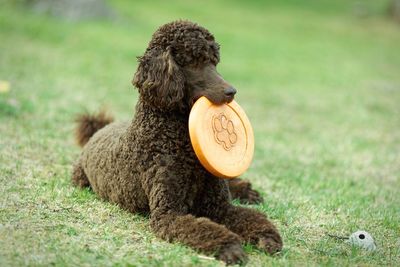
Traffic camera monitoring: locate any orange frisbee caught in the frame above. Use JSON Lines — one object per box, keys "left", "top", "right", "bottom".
{"left": 189, "top": 96, "right": 254, "bottom": 179}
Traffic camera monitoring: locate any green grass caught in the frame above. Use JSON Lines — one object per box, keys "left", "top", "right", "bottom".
{"left": 1, "top": 0, "right": 400, "bottom": 266}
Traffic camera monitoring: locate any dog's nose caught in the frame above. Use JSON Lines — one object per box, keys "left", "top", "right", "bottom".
{"left": 224, "top": 87, "right": 237, "bottom": 96}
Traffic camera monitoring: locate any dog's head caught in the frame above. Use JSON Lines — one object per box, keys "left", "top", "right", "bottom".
{"left": 133, "top": 20, "right": 236, "bottom": 112}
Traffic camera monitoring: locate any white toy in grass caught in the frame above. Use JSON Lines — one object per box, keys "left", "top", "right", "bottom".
{"left": 347, "top": 230, "right": 376, "bottom": 251}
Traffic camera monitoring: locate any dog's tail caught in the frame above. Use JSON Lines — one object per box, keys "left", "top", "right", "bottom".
{"left": 75, "top": 111, "right": 114, "bottom": 147}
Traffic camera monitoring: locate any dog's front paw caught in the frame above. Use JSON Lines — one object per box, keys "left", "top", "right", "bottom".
{"left": 216, "top": 243, "right": 248, "bottom": 265}
{"left": 257, "top": 234, "right": 283, "bottom": 255}
{"left": 240, "top": 187, "right": 263, "bottom": 204}
{"left": 229, "top": 178, "right": 263, "bottom": 205}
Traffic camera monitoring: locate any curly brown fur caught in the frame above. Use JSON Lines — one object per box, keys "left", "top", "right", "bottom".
{"left": 75, "top": 111, "right": 114, "bottom": 147}
{"left": 72, "top": 20, "right": 282, "bottom": 265}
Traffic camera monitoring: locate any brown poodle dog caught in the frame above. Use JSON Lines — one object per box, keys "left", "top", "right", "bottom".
{"left": 72, "top": 20, "right": 282, "bottom": 265}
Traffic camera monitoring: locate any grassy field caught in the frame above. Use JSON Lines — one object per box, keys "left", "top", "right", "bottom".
{"left": 1, "top": 0, "right": 399, "bottom": 266}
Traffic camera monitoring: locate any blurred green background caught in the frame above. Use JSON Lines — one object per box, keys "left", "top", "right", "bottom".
{"left": 1, "top": 0, "right": 399, "bottom": 266}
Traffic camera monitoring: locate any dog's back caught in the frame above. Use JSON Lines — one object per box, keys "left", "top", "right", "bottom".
{"left": 75, "top": 115, "right": 149, "bottom": 213}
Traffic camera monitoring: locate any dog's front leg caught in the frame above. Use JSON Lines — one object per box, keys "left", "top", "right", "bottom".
{"left": 216, "top": 205, "right": 283, "bottom": 255}
{"left": 144, "top": 166, "right": 247, "bottom": 265}
{"left": 150, "top": 210, "right": 246, "bottom": 264}
{"left": 199, "top": 177, "right": 282, "bottom": 255}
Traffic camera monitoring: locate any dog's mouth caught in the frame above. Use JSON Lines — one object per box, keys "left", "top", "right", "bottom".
{"left": 224, "top": 94, "right": 235, "bottom": 103}
{"left": 190, "top": 93, "right": 235, "bottom": 107}
{"left": 192, "top": 94, "right": 202, "bottom": 104}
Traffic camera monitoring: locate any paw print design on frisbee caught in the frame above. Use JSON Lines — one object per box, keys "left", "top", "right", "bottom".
{"left": 212, "top": 113, "right": 238, "bottom": 150}
{"left": 189, "top": 96, "right": 254, "bottom": 178}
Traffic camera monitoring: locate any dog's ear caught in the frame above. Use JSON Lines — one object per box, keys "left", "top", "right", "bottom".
{"left": 133, "top": 48, "right": 185, "bottom": 111}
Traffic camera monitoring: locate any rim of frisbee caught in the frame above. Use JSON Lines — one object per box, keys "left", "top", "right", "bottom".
{"left": 189, "top": 96, "right": 254, "bottom": 178}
